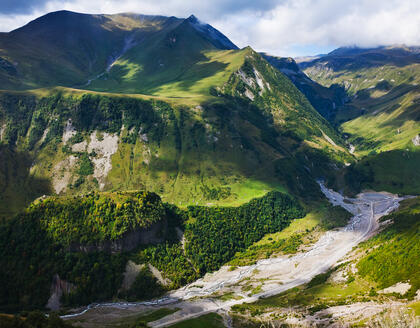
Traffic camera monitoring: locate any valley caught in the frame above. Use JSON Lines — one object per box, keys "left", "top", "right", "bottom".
{"left": 62, "top": 182, "right": 408, "bottom": 327}
{"left": 0, "top": 9, "right": 419, "bottom": 328}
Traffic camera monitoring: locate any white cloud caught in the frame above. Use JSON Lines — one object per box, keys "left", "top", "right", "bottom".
{"left": 1, "top": 0, "right": 419, "bottom": 56}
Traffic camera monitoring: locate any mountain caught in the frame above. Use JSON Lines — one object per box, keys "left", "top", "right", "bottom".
{"left": 0, "top": 11, "right": 418, "bottom": 325}
{"left": 262, "top": 53, "right": 348, "bottom": 121}
{"left": 0, "top": 11, "right": 237, "bottom": 91}
{"left": 299, "top": 45, "right": 420, "bottom": 194}
{"left": 0, "top": 11, "right": 350, "bottom": 221}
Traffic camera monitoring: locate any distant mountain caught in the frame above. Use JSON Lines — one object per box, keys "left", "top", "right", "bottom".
{"left": 300, "top": 45, "right": 420, "bottom": 73}
{"left": 300, "top": 45, "right": 420, "bottom": 195}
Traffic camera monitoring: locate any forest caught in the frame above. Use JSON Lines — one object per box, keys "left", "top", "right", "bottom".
{"left": 0, "top": 189, "right": 304, "bottom": 312}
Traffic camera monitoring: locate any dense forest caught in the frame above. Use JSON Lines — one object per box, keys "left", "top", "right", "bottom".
{"left": 0, "top": 312, "right": 76, "bottom": 328}
{"left": 32, "top": 191, "right": 165, "bottom": 245}
{"left": 0, "top": 189, "right": 303, "bottom": 312}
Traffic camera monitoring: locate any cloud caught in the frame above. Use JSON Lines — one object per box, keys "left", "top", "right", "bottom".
{"left": 1, "top": 0, "right": 49, "bottom": 14}
{"left": 0, "top": 0, "right": 419, "bottom": 56}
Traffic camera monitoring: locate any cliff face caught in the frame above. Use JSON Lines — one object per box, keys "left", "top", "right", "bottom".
{"left": 69, "top": 218, "right": 168, "bottom": 253}
{"left": 46, "top": 274, "right": 75, "bottom": 311}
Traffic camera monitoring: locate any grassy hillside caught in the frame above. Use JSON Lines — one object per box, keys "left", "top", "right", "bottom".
{"left": 262, "top": 54, "right": 347, "bottom": 121}
{"left": 301, "top": 46, "right": 420, "bottom": 195}
{"left": 333, "top": 150, "right": 420, "bottom": 195}
{"left": 0, "top": 11, "right": 188, "bottom": 89}
{"left": 0, "top": 48, "right": 350, "bottom": 218}
{"left": 357, "top": 197, "right": 420, "bottom": 295}
{"left": 230, "top": 197, "right": 420, "bottom": 327}
{"left": 302, "top": 46, "right": 420, "bottom": 151}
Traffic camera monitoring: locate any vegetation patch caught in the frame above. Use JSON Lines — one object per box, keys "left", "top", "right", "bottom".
{"left": 357, "top": 197, "right": 420, "bottom": 296}
{"left": 168, "top": 313, "right": 225, "bottom": 328}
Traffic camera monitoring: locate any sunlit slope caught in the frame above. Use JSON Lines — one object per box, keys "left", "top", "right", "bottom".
{"left": 0, "top": 11, "right": 184, "bottom": 89}
{"left": 86, "top": 16, "right": 241, "bottom": 96}
{"left": 0, "top": 49, "right": 350, "bottom": 217}
{"left": 341, "top": 83, "right": 420, "bottom": 156}
{"left": 88, "top": 49, "right": 246, "bottom": 98}
{"left": 301, "top": 47, "right": 420, "bottom": 147}
{"left": 301, "top": 46, "right": 420, "bottom": 195}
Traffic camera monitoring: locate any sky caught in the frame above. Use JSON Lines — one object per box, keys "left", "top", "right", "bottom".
{"left": 1, "top": 0, "right": 420, "bottom": 57}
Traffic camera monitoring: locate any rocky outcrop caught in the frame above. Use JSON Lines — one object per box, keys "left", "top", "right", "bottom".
{"left": 69, "top": 218, "right": 167, "bottom": 253}
{"left": 120, "top": 260, "right": 145, "bottom": 291}
{"left": 412, "top": 134, "right": 420, "bottom": 146}
{"left": 46, "top": 274, "right": 75, "bottom": 311}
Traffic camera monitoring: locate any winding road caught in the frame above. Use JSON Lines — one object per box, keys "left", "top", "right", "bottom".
{"left": 63, "top": 183, "right": 405, "bottom": 327}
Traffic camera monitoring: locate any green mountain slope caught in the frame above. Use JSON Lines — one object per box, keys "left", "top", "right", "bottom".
{"left": 230, "top": 196, "right": 420, "bottom": 327}
{"left": 0, "top": 11, "right": 237, "bottom": 91}
{"left": 0, "top": 43, "right": 350, "bottom": 219}
{"left": 0, "top": 188, "right": 303, "bottom": 311}
{"left": 301, "top": 46, "right": 420, "bottom": 194}
{"left": 262, "top": 54, "right": 348, "bottom": 121}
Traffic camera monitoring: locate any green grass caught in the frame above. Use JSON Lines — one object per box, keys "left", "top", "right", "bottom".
{"left": 357, "top": 197, "right": 420, "bottom": 294}
{"left": 133, "top": 308, "right": 179, "bottom": 323}
{"left": 232, "top": 274, "right": 372, "bottom": 317}
{"left": 337, "top": 149, "right": 420, "bottom": 195}
{"left": 168, "top": 313, "right": 225, "bottom": 328}
{"left": 341, "top": 83, "right": 420, "bottom": 157}
{"left": 408, "top": 301, "right": 420, "bottom": 316}
{"left": 228, "top": 202, "right": 351, "bottom": 266}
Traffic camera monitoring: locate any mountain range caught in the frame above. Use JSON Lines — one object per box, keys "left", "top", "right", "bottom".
{"left": 0, "top": 10, "right": 419, "bottom": 328}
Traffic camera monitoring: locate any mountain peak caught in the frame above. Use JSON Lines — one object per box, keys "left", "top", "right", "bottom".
{"left": 186, "top": 14, "right": 199, "bottom": 24}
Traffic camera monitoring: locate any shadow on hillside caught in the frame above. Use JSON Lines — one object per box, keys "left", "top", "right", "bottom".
{"left": 0, "top": 145, "right": 52, "bottom": 220}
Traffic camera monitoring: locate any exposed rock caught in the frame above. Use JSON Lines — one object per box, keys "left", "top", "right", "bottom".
{"left": 412, "top": 134, "right": 420, "bottom": 146}
{"left": 321, "top": 130, "right": 337, "bottom": 147}
{"left": 52, "top": 155, "right": 78, "bottom": 194}
{"left": 46, "top": 274, "right": 75, "bottom": 311}
{"left": 62, "top": 119, "right": 76, "bottom": 144}
{"left": 244, "top": 88, "right": 255, "bottom": 101}
{"left": 148, "top": 263, "right": 171, "bottom": 286}
{"left": 88, "top": 131, "right": 119, "bottom": 190}
{"left": 69, "top": 218, "right": 167, "bottom": 253}
{"left": 237, "top": 69, "right": 257, "bottom": 90}
{"left": 0, "top": 123, "right": 5, "bottom": 141}
{"left": 120, "top": 260, "right": 145, "bottom": 291}
{"left": 71, "top": 140, "right": 87, "bottom": 152}
{"left": 39, "top": 127, "right": 49, "bottom": 144}
{"left": 379, "top": 282, "right": 411, "bottom": 295}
